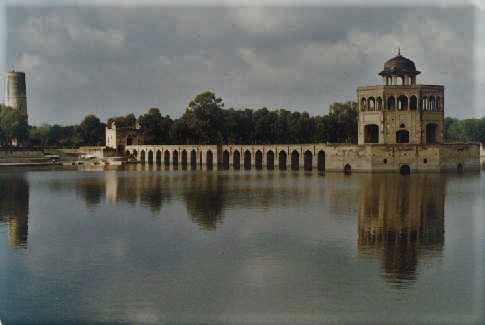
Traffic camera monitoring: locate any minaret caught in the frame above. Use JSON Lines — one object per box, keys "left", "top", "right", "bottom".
{"left": 5, "top": 70, "right": 28, "bottom": 118}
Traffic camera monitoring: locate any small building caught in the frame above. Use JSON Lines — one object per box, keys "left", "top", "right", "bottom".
{"left": 357, "top": 49, "right": 444, "bottom": 145}
{"left": 105, "top": 122, "right": 144, "bottom": 153}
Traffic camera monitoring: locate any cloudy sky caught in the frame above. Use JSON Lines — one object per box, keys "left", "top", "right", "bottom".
{"left": 1, "top": 1, "right": 484, "bottom": 125}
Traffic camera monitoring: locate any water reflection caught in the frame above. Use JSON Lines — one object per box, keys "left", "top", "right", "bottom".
{"left": 0, "top": 174, "right": 29, "bottom": 248}
{"left": 358, "top": 174, "right": 445, "bottom": 285}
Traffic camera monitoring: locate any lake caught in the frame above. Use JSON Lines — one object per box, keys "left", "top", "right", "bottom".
{"left": 1, "top": 165, "right": 484, "bottom": 324}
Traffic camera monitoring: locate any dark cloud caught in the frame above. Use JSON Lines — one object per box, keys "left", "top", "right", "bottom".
{"left": 4, "top": 6, "right": 478, "bottom": 124}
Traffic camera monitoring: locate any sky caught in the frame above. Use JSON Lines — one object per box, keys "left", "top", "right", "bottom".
{"left": 0, "top": 1, "right": 484, "bottom": 125}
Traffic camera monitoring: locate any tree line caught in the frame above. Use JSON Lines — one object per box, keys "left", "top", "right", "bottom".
{"left": 1, "top": 91, "right": 485, "bottom": 147}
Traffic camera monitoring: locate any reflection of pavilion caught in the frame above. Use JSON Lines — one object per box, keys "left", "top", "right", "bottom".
{"left": 358, "top": 174, "right": 445, "bottom": 284}
{"left": 0, "top": 176, "right": 29, "bottom": 248}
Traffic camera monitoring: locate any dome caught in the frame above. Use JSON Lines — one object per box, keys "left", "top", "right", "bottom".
{"left": 379, "top": 51, "right": 420, "bottom": 77}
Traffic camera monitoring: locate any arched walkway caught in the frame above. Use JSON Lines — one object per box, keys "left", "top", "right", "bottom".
{"left": 156, "top": 150, "right": 162, "bottom": 164}
{"left": 164, "top": 150, "right": 170, "bottom": 166}
{"left": 279, "top": 151, "right": 287, "bottom": 170}
{"left": 133, "top": 150, "right": 138, "bottom": 160}
{"left": 172, "top": 150, "right": 179, "bottom": 168}
{"left": 291, "top": 150, "right": 299, "bottom": 170}
{"left": 233, "top": 150, "right": 241, "bottom": 170}
{"left": 206, "top": 151, "right": 213, "bottom": 170}
{"left": 148, "top": 150, "right": 154, "bottom": 164}
{"left": 244, "top": 150, "right": 251, "bottom": 170}
{"left": 317, "top": 150, "right": 325, "bottom": 171}
{"left": 181, "top": 150, "right": 188, "bottom": 169}
{"left": 400, "top": 164, "right": 411, "bottom": 175}
{"left": 222, "top": 150, "right": 230, "bottom": 170}
{"left": 140, "top": 150, "right": 146, "bottom": 163}
{"left": 304, "top": 150, "right": 312, "bottom": 171}
{"left": 266, "top": 151, "right": 275, "bottom": 170}
{"left": 190, "top": 150, "right": 197, "bottom": 170}
{"left": 255, "top": 150, "right": 263, "bottom": 170}
{"left": 387, "top": 96, "right": 396, "bottom": 110}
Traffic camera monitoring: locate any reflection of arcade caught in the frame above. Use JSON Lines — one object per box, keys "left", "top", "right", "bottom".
{"left": 0, "top": 175, "right": 29, "bottom": 248}
{"left": 358, "top": 174, "right": 445, "bottom": 284}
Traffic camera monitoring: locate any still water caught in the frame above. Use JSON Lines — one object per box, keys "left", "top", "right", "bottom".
{"left": 0, "top": 165, "right": 484, "bottom": 324}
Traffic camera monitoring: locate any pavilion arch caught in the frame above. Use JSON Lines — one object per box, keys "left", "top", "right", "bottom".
{"left": 181, "top": 150, "right": 188, "bottom": 169}
{"left": 206, "top": 150, "right": 213, "bottom": 170}
{"left": 376, "top": 97, "right": 383, "bottom": 110}
{"left": 364, "top": 124, "right": 379, "bottom": 143}
{"left": 396, "top": 130, "right": 410, "bottom": 143}
{"left": 291, "top": 150, "right": 299, "bottom": 170}
{"left": 429, "top": 96, "right": 436, "bottom": 111}
{"left": 387, "top": 96, "right": 396, "bottom": 110}
{"left": 266, "top": 150, "right": 275, "bottom": 170}
{"left": 233, "top": 150, "right": 241, "bottom": 170}
{"left": 148, "top": 150, "right": 154, "bottom": 164}
{"left": 244, "top": 150, "right": 252, "bottom": 170}
{"left": 255, "top": 150, "right": 263, "bottom": 170}
{"left": 190, "top": 150, "right": 197, "bottom": 169}
{"left": 164, "top": 150, "right": 170, "bottom": 166}
{"left": 421, "top": 97, "right": 428, "bottom": 111}
{"left": 222, "top": 150, "right": 230, "bottom": 170}
{"left": 436, "top": 96, "right": 442, "bottom": 111}
{"left": 397, "top": 95, "right": 408, "bottom": 110}
{"left": 410, "top": 96, "right": 417, "bottom": 110}
{"left": 400, "top": 164, "right": 411, "bottom": 175}
{"left": 140, "top": 150, "right": 146, "bottom": 163}
{"left": 156, "top": 150, "right": 162, "bottom": 164}
{"left": 279, "top": 151, "right": 287, "bottom": 170}
{"left": 126, "top": 136, "right": 133, "bottom": 146}
{"left": 426, "top": 123, "right": 439, "bottom": 144}
{"left": 172, "top": 150, "right": 179, "bottom": 167}
{"left": 361, "top": 97, "right": 367, "bottom": 111}
{"left": 317, "top": 150, "right": 325, "bottom": 171}
{"left": 125, "top": 150, "right": 130, "bottom": 158}
{"left": 133, "top": 150, "right": 138, "bottom": 159}
{"left": 367, "top": 97, "right": 375, "bottom": 111}
{"left": 304, "top": 150, "right": 312, "bottom": 171}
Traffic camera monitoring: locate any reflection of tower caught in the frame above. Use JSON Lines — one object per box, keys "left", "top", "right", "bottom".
{"left": 5, "top": 70, "right": 28, "bottom": 117}
{"left": 105, "top": 172, "right": 119, "bottom": 204}
{"left": 0, "top": 175, "right": 29, "bottom": 248}
{"left": 358, "top": 174, "right": 445, "bottom": 284}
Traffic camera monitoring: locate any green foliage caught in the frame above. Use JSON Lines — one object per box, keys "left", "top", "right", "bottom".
{"left": 445, "top": 117, "right": 485, "bottom": 143}
{"left": 78, "top": 115, "right": 105, "bottom": 146}
{"left": 107, "top": 113, "right": 136, "bottom": 128}
{"left": 137, "top": 108, "right": 173, "bottom": 145}
{"left": 0, "top": 104, "right": 29, "bottom": 145}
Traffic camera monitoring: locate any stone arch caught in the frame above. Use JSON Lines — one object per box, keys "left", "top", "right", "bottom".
{"left": 397, "top": 95, "right": 408, "bottom": 110}
{"left": 364, "top": 124, "right": 379, "bottom": 143}
{"left": 181, "top": 150, "right": 188, "bottom": 169}
{"left": 426, "top": 123, "right": 438, "bottom": 144}
{"left": 344, "top": 164, "right": 352, "bottom": 174}
{"left": 172, "top": 150, "right": 179, "bottom": 168}
{"left": 429, "top": 96, "right": 435, "bottom": 111}
{"left": 421, "top": 96, "right": 428, "bottom": 111}
{"left": 278, "top": 151, "right": 287, "bottom": 170}
{"left": 376, "top": 97, "right": 383, "bottom": 110}
{"left": 125, "top": 150, "right": 130, "bottom": 158}
{"left": 206, "top": 150, "right": 213, "bottom": 170}
{"left": 190, "top": 150, "right": 197, "bottom": 169}
{"left": 140, "top": 150, "right": 146, "bottom": 163}
{"left": 457, "top": 163, "right": 464, "bottom": 173}
{"left": 317, "top": 150, "right": 325, "bottom": 171}
{"left": 387, "top": 96, "right": 396, "bottom": 110}
{"left": 244, "top": 150, "right": 251, "bottom": 170}
{"left": 396, "top": 130, "right": 410, "bottom": 143}
{"left": 291, "top": 150, "right": 299, "bottom": 170}
{"left": 126, "top": 136, "right": 133, "bottom": 146}
{"left": 361, "top": 97, "right": 367, "bottom": 111}
{"left": 233, "top": 150, "right": 241, "bottom": 170}
{"left": 410, "top": 95, "right": 417, "bottom": 110}
{"left": 156, "top": 150, "right": 162, "bottom": 164}
{"left": 148, "top": 150, "right": 154, "bottom": 164}
{"left": 266, "top": 150, "right": 275, "bottom": 170}
{"left": 436, "top": 96, "right": 442, "bottom": 111}
{"left": 304, "top": 150, "right": 312, "bottom": 171}
{"left": 222, "top": 150, "right": 230, "bottom": 170}
{"left": 255, "top": 150, "right": 263, "bottom": 170}
{"left": 400, "top": 164, "right": 411, "bottom": 175}
{"left": 164, "top": 150, "right": 170, "bottom": 166}
{"left": 133, "top": 150, "right": 138, "bottom": 159}
{"left": 367, "top": 97, "right": 375, "bottom": 111}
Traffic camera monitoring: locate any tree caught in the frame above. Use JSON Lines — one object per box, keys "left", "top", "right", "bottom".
{"left": 107, "top": 113, "right": 136, "bottom": 128}
{"left": 0, "top": 104, "right": 29, "bottom": 145}
{"left": 77, "top": 114, "right": 105, "bottom": 146}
